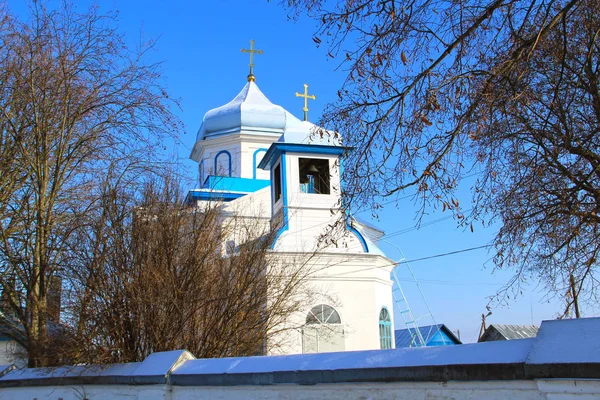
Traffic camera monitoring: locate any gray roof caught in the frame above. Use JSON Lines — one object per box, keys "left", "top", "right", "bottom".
{"left": 480, "top": 324, "right": 539, "bottom": 342}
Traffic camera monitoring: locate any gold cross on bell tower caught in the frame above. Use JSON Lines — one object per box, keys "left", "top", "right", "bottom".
{"left": 241, "top": 39, "right": 263, "bottom": 82}
{"left": 295, "top": 84, "right": 316, "bottom": 121}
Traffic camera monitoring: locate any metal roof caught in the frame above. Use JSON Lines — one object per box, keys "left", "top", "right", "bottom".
{"left": 480, "top": 324, "right": 539, "bottom": 342}
{"left": 394, "top": 324, "right": 461, "bottom": 348}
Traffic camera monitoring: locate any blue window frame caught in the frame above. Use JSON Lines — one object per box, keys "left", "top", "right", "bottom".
{"left": 214, "top": 150, "right": 232, "bottom": 177}
{"left": 199, "top": 160, "right": 205, "bottom": 187}
{"left": 252, "top": 148, "right": 268, "bottom": 179}
{"left": 379, "top": 307, "right": 392, "bottom": 349}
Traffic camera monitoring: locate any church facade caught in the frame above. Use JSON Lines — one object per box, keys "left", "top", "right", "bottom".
{"left": 188, "top": 76, "right": 396, "bottom": 355}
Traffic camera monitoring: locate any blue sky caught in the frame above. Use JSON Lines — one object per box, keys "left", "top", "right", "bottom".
{"left": 9, "top": 0, "right": 571, "bottom": 343}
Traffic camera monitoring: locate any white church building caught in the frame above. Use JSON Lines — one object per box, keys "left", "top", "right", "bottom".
{"left": 188, "top": 70, "right": 397, "bottom": 355}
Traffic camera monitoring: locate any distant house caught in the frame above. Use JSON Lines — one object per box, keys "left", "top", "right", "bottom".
{"left": 478, "top": 324, "right": 539, "bottom": 342}
{"left": 394, "top": 324, "right": 461, "bottom": 348}
{"left": 0, "top": 331, "right": 19, "bottom": 365}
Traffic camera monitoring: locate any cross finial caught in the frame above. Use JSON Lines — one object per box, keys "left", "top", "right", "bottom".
{"left": 295, "top": 84, "right": 316, "bottom": 121}
{"left": 240, "top": 39, "right": 263, "bottom": 82}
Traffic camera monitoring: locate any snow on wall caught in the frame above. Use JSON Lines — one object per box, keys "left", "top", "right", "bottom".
{"left": 0, "top": 318, "right": 599, "bottom": 400}
{"left": 526, "top": 317, "right": 600, "bottom": 364}
{"left": 172, "top": 338, "right": 533, "bottom": 377}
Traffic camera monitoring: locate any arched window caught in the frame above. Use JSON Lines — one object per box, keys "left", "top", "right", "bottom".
{"left": 198, "top": 160, "right": 205, "bottom": 187}
{"left": 214, "top": 150, "right": 232, "bottom": 177}
{"left": 253, "top": 148, "right": 268, "bottom": 179}
{"left": 302, "top": 304, "right": 344, "bottom": 353}
{"left": 306, "top": 304, "right": 341, "bottom": 325}
{"left": 379, "top": 307, "right": 393, "bottom": 349}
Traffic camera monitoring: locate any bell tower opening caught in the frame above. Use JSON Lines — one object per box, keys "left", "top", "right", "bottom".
{"left": 273, "top": 163, "right": 282, "bottom": 202}
{"left": 299, "top": 158, "right": 330, "bottom": 194}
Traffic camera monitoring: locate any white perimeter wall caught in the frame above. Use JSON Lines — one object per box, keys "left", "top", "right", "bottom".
{"left": 2, "top": 318, "right": 599, "bottom": 399}
{"left": 2, "top": 379, "right": 599, "bottom": 400}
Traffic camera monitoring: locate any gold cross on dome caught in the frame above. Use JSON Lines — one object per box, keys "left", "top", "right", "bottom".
{"left": 295, "top": 84, "right": 316, "bottom": 121}
{"left": 241, "top": 39, "right": 263, "bottom": 82}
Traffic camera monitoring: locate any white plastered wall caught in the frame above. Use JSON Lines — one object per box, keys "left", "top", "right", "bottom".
{"left": 273, "top": 152, "right": 365, "bottom": 254}
{"left": 196, "top": 132, "right": 279, "bottom": 182}
{"left": 239, "top": 136, "right": 274, "bottom": 180}
{"left": 4, "top": 379, "right": 600, "bottom": 400}
{"left": 267, "top": 253, "right": 395, "bottom": 355}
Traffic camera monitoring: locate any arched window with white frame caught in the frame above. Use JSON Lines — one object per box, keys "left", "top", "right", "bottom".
{"left": 302, "top": 304, "right": 345, "bottom": 353}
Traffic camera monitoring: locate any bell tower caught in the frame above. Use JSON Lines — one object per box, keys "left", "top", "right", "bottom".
{"left": 258, "top": 117, "right": 365, "bottom": 253}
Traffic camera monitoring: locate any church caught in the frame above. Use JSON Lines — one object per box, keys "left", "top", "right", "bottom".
{"left": 187, "top": 41, "right": 397, "bottom": 355}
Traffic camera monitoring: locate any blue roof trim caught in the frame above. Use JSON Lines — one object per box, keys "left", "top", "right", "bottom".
{"left": 340, "top": 157, "right": 369, "bottom": 253}
{"left": 258, "top": 143, "right": 350, "bottom": 170}
{"left": 186, "top": 190, "right": 246, "bottom": 203}
{"left": 342, "top": 151, "right": 368, "bottom": 253}
{"left": 271, "top": 153, "right": 288, "bottom": 249}
{"left": 347, "top": 223, "right": 369, "bottom": 253}
{"left": 203, "top": 176, "right": 270, "bottom": 192}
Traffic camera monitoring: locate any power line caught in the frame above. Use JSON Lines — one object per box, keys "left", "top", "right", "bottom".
{"left": 328, "top": 244, "right": 491, "bottom": 278}
{"left": 396, "top": 278, "right": 502, "bottom": 287}
{"left": 380, "top": 208, "right": 474, "bottom": 240}
{"left": 401, "top": 245, "right": 490, "bottom": 264}
{"left": 275, "top": 202, "right": 468, "bottom": 241}
{"left": 353, "top": 172, "right": 481, "bottom": 215}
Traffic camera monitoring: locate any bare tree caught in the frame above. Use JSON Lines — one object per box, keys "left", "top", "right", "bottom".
{"left": 61, "top": 174, "right": 315, "bottom": 364}
{"left": 0, "top": 1, "right": 180, "bottom": 366}
{"left": 478, "top": 1, "right": 600, "bottom": 316}
{"left": 282, "top": 0, "right": 600, "bottom": 313}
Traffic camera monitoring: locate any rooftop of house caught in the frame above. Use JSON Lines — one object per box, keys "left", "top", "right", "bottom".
{"left": 479, "top": 324, "right": 540, "bottom": 342}
{"left": 395, "top": 324, "right": 462, "bottom": 348}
